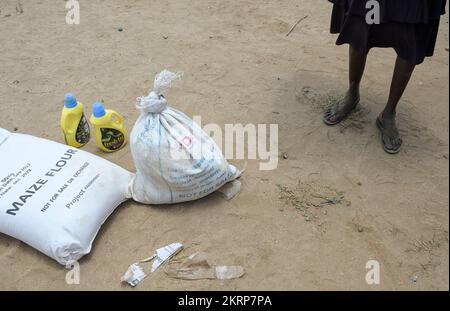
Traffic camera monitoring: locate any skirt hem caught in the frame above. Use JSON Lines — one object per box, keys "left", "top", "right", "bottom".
{"left": 330, "top": 3, "right": 442, "bottom": 65}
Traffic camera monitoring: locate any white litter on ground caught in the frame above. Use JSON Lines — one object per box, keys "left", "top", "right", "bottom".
{"left": 121, "top": 242, "right": 184, "bottom": 287}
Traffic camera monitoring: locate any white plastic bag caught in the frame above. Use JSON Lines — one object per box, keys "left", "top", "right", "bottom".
{"left": 0, "top": 128, "right": 134, "bottom": 266}
{"left": 130, "top": 70, "right": 241, "bottom": 205}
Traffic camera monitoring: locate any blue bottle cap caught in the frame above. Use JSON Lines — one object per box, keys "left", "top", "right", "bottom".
{"left": 64, "top": 93, "right": 78, "bottom": 108}
{"left": 92, "top": 102, "right": 106, "bottom": 118}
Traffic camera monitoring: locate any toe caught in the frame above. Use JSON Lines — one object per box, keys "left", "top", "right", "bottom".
{"left": 382, "top": 135, "right": 393, "bottom": 150}
{"left": 326, "top": 113, "right": 337, "bottom": 123}
{"left": 382, "top": 135, "right": 402, "bottom": 153}
{"left": 393, "top": 137, "right": 403, "bottom": 149}
{"left": 323, "top": 109, "right": 336, "bottom": 122}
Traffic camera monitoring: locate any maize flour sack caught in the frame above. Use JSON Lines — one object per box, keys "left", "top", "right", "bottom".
{"left": 0, "top": 128, "right": 133, "bottom": 266}
{"left": 130, "top": 70, "right": 241, "bottom": 205}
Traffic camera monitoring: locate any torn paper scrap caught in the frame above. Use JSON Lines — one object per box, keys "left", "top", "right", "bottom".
{"left": 151, "top": 242, "right": 184, "bottom": 273}
{"left": 121, "top": 263, "right": 147, "bottom": 287}
{"left": 121, "top": 242, "right": 183, "bottom": 287}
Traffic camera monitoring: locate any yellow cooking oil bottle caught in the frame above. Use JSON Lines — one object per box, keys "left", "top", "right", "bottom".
{"left": 60, "top": 93, "right": 90, "bottom": 148}
{"left": 89, "top": 102, "right": 127, "bottom": 152}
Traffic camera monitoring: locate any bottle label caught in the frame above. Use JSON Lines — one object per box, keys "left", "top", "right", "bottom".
{"left": 100, "top": 128, "right": 125, "bottom": 151}
{"left": 76, "top": 114, "right": 90, "bottom": 144}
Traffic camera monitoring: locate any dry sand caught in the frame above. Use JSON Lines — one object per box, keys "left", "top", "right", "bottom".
{"left": 0, "top": 0, "right": 448, "bottom": 290}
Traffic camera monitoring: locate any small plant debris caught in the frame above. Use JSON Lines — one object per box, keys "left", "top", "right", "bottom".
{"left": 277, "top": 180, "right": 349, "bottom": 221}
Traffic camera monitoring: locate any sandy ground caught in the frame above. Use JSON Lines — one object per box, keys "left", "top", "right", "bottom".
{"left": 0, "top": 0, "right": 448, "bottom": 291}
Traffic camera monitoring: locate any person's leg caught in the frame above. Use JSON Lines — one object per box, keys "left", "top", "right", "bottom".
{"left": 324, "top": 46, "right": 368, "bottom": 125}
{"left": 377, "top": 55, "right": 416, "bottom": 154}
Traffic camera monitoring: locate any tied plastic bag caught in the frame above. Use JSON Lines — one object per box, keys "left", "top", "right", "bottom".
{"left": 0, "top": 128, "right": 134, "bottom": 266}
{"left": 130, "top": 70, "right": 241, "bottom": 205}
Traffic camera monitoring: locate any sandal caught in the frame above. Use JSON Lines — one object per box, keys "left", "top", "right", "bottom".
{"left": 323, "top": 97, "right": 360, "bottom": 126}
{"left": 376, "top": 116, "right": 403, "bottom": 154}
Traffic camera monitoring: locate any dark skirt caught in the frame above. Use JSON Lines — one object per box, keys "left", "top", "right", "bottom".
{"left": 330, "top": 0, "right": 447, "bottom": 64}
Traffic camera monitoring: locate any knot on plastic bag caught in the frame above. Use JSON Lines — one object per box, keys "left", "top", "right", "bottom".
{"left": 136, "top": 70, "right": 183, "bottom": 114}
{"left": 136, "top": 92, "right": 168, "bottom": 113}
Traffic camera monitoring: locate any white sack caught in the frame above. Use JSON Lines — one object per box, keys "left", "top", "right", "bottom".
{"left": 130, "top": 70, "right": 241, "bottom": 205}
{"left": 0, "top": 128, "right": 134, "bottom": 266}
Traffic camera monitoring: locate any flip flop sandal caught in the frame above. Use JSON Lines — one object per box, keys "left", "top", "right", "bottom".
{"left": 323, "top": 99, "right": 359, "bottom": 126}
{"left": 376, "top": 117, "right": 402, "bottom": 154}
